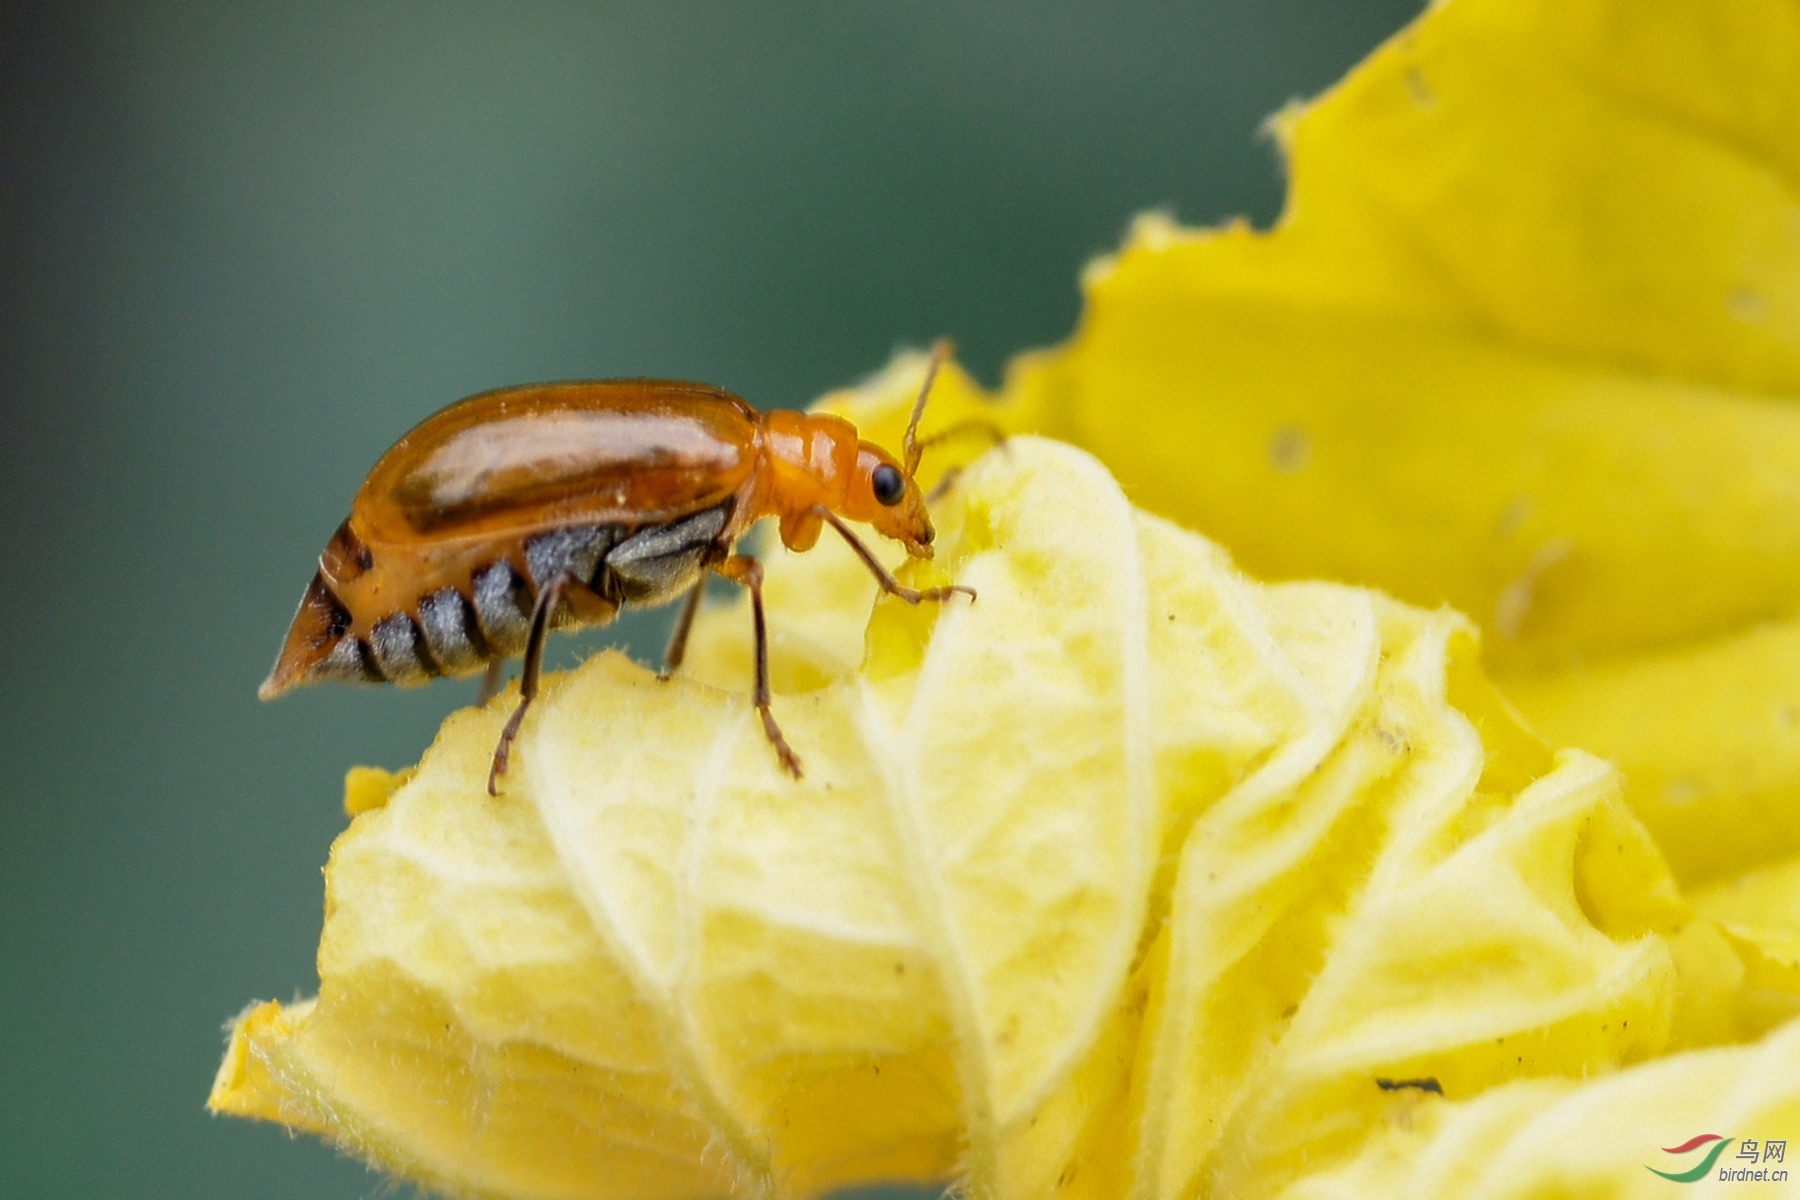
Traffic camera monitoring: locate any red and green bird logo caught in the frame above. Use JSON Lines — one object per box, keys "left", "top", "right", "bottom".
{"left": 1647, "top": 1134, "right": 1734, "bottom": 1182}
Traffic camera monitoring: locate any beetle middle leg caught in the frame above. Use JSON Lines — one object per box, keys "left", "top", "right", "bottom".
{"left": 711, "top": 554, "right": 803, "bottom": 779}
{"left": 487, "top": 575, "right": 570, "bottom": 796}
{"left": 811, "top": 506, "right": 976, "bottom": 605}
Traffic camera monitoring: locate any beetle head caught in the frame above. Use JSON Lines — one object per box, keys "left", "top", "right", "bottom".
{"left": 841, "top": 337, "right": 953, "bottom": 558}
{"left": 843, "top": 442, "right": 934, "bottom": 558}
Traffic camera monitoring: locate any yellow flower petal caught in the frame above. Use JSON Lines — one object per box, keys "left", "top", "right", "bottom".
{"left": 341, "top": 764, "right": 411, "bottom": 817}
{"left": 219, "top": 711, "right": 742, "bottom": 1199}
{"left": 1694, "top": 858, "right": 1800, "bottom": 1010}
{"left": 1134, "top": 631, "right": 1678, "bottom": 1200}
{"left": 1500, "top": 619, "right": 1800, "bottom": 884}
{"left": 1275, "top": 1019, "right": 1800, "bottom": 1200}
{"left": 995, "top": 0, "right": 1800, "bottom": 665}
{"left": 209, "top": 999, "right": 330, "bottom": 1138}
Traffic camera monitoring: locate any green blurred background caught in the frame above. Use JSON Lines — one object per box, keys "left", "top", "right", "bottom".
{"left": 0, "top": 3, "right": 1418, "bottom": 1196}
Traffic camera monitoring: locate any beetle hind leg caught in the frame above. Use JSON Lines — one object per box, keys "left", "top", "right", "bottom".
{"left": 474, "top": 659, "right": 506, "bottom": 706}
{"left": 486, "top": 571, "right": 624, "bottom": 794}
{"left": 487, "top": 575, "right": 571, "bottom": 796}
{"left": 659, "top": 577, "right": 707, "bottom": 681}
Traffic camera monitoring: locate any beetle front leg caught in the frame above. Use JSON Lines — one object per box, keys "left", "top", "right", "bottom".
{"left": 711, "top": 554, "right": 803, "bottom": 779}
{"left": 811, "top": 506, "right": 976, "bottom": 605}
{"left": 487, "top": 574, "right": 569, "bottom": 796}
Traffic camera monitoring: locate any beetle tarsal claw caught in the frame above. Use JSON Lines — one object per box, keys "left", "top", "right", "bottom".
{"left": 759, "top": 707, "right": 804, "bottom": 779}
{"left": 896, "top": 584, "right": 977, "bottom": 606}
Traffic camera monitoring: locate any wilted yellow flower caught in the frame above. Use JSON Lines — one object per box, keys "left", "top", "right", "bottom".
{"left": 217, "top": 438, "right": 1702, "bottom": 1200}
{"left": 213, "top": 0, "right": 1800, "bottom": 1196}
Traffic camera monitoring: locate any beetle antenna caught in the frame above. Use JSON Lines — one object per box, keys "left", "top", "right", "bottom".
{"left": 903, "top": 338, "right": 953, "bottom": 476}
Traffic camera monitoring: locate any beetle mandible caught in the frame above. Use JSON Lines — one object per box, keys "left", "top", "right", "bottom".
{"left": 262, "top": 343, "right": 974, "bottom": 793}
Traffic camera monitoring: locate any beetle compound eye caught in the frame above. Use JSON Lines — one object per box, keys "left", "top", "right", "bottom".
{"left": 871, "top": 463, "right": 906, "bottom": 506}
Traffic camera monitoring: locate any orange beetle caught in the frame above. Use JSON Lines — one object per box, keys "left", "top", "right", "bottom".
{"left": 262, "top": 344, "right": 972, "bottom": 791}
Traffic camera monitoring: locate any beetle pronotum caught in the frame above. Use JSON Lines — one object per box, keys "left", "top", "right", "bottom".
{"left": 262, "top": 343, "right": 975, "bottom": 792}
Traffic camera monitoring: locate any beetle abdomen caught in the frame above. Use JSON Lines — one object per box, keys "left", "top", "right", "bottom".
{"left": 262, "top": 500, "right": 735, "bottom": 698}
{"left": 470, "top": 561, "right": 535, "bottom": 657}
{"left": 418, "top": 587, "right": 488, "bottom": 674}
